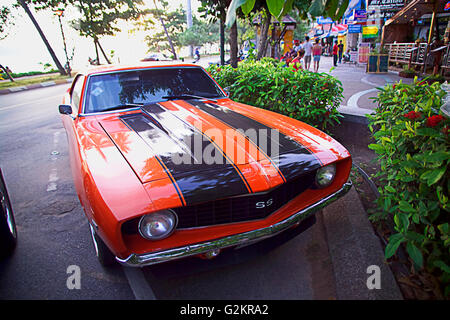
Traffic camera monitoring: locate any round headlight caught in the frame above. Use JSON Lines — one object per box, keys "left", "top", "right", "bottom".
{"left": 138, "top": 210, "right": 178, "bottom": 240}
{"left": 315, "top": 164, "right": 336, "bottom": 188}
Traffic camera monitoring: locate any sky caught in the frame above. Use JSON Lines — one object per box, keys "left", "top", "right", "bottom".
{"left": 0, "top": 0, "right": 201, "bottom": 73}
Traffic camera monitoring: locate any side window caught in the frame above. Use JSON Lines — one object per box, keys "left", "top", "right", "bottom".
{"left": 71, "top": 76, "right": 85, "bottom": 112}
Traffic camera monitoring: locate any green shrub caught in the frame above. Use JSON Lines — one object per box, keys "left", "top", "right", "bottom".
{"left": 207, "top": 58, "right": 344, "bottom": 130}
{"left": 0, "top": 69, "right": 59, "bottom": 79}
{"left": 368, "top": 78, "right": 449, "bottom": 297}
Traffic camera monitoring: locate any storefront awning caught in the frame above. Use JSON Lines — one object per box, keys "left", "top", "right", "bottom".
{"left": 385, "top": 0, "right": 447, "bottom": 26}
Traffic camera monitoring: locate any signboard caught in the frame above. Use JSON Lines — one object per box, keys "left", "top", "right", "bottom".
{"left": 348, "top": 24, "right": 362, "bottom": 33}
{"left": 316, "top": 16, "right": 334, "bottom": 24}
{"left": 362, "top": 25, "right": 379, "bottom": 38}
{"left": 368, "top": 0, "right": 404, "bottom": 11}
{"left": 358, "top": 43, "right": 371, "bottom": 64}
{"left": 354, "top": 9, "right": 367, "bottom": 21}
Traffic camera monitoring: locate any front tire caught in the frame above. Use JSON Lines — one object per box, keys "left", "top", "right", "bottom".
{"left": 0, "top": 173, "right": 17, "bottom": 258}
{"left": 89, "top": 224, "right": 116, "bottom": 267}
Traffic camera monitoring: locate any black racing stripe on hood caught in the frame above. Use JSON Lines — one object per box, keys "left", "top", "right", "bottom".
{"left": 120, "top": 107, "right": 249, "bottom": 206}
{"left": 187, "top": 100, "right": 322, "bottom": 182}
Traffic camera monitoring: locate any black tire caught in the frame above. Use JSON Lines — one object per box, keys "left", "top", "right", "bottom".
{"left": 0, "top": 172, "right": 17, "bottom": 258}
{"left": 89, "top": 224, "right": 116, "bottom": 267}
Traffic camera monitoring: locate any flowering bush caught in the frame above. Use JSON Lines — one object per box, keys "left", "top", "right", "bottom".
{"left": 368, "top": 78, "right": 449, "bottom": 297}
{"left": 207, "top": 58, "right": 344, "bottom": 130}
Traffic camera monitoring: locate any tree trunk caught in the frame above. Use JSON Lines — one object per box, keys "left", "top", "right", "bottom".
{"left": 257, "top": 12, "right": 271, "bottom": 60}
{"left": 0, "top": 64, "right": 14, "bottom": 82}
{"left": 94, "top": 39, "right": 100, "bottom": 65}
{"left": 220, "top": 17, "right": 225, "bottom": 65}
{"left": 230, "top": 21, "right": 238, "bottom": 68}
{"left": 97, "top": 39, "right": 111, "bottom": 64}
{"left": 153, "top": 0, "right": 177, "bottom": 60}
{"left": 18, "top": 0, "right": 67, "bottom": 75}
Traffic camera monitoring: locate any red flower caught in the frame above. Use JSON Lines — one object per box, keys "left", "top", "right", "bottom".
{"left": 403, "top": 111, "right": 422, "bottom": 120}
{"left": 417, "top": 80, "right": 426, "bottom": 86}
{"left": 284, "top": 78, "right": 288, "bottom": 84}
{"left": 426, "top": 115, "right": 445, "bottom": 127}
{"left": 293, "top": 85, "right": 297, "bottom": 89}
{"left": 217, "top": 68, "right": 221, "bottom": 72}
{"left": 393, "top": 84, "right": 397, "bottom": 90}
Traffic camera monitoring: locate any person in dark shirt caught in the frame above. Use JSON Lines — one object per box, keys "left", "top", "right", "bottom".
{"left": 333, "top": 41, "right": 338, "bottom": 67}
{"left": 338, "top": 40, "right": 344, "bottom": 63}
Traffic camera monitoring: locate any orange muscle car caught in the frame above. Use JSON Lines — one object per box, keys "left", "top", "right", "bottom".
{"left": 59, "top": 62, "right": 352, "bottom": 267}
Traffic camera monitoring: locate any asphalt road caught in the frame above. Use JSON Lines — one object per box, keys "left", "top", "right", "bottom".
{"left": 0, "top": 84, "right": 336, "bottom": 300}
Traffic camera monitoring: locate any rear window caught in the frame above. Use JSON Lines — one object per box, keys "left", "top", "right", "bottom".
{"left": 83, "top": 67, "right": 224, "bottom": 113}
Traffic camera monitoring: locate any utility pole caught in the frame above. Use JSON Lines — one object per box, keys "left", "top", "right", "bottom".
{"left": 186, "top": 0, "right": 193, "bottom": 57}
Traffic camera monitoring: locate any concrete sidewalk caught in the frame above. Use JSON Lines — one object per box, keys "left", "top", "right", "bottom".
{"left": 321, "top": 187, "right": 402, "bottom": 299}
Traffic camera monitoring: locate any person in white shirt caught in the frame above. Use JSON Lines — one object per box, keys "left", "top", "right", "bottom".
{"left": 303, "top": 36, "right": 313, "bottom": 70}
{"left": 293, "top": 39, "right": 302, "bottom": 52}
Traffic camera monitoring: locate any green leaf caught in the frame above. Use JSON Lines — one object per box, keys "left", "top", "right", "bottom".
{"left": 420, "top": 167, "right": 446, "bottom": 186}
{"left": 225, "top": 0, "right": 248, "bottom": 28}
{"left": 309, "top": 0, "right": 326, "bottom": 17}
{"left": 406, "top": 242, "right": 423, "bottom": 269}
{"left": 399, "top": 201, "right": 415, "bottom": 213}
{"left": 385, "top": 233, "right": 405, "bottom": 259}
{"left": 385, "top": 185, "right": 396, "bottom": 193}
{"left": 368, "top": 143, "right": 385, "bottom": 154}
{"left": 241, "top": 0, "right": 256, "bottom": 15}
{"left": 267, "top": 0, "right": 285, "bottom": 18}
{"left": 433, "top": 260, "right": 450, "bottom": 273}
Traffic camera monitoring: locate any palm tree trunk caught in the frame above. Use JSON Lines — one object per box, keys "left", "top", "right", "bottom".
{"left": 94, "top": 39, "right": 100, "bottom": 65}
{"left": 17, "top": 0, "right": 67, "bottom": 75}
{"left": 0, "top": 64, "right": 14, "bottom": 82}
{"left": 96, "top": 39, "right": 111, "bottom": 64}
{"left": 257, "top": 11, "right": 271, "bottom": 60}
{"left": 230, "top": 21, "right": 238, "bottom": 68}
{"left": 220, "top": 16, "right": 225, "bottom": 65}
{"left": 153, "top": 0, "right": 177, "bottom": 60}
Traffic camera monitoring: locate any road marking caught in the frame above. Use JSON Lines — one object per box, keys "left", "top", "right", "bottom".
{"left": 347, "top": 88, "right": 378, "bottom": 109}
{"left": 0, "top": 94, "right": 62, "bottom": 112}
{"left": 122, "top": 266, "right": 157, "bottom": 300}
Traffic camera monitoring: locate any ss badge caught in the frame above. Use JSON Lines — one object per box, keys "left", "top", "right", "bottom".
{"left": 255, "top": 198, "right": 273, "bottom": 209}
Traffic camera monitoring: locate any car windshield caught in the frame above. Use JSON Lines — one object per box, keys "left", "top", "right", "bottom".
{"left": 83, "top": 67, "right": 225, "bottom": 113}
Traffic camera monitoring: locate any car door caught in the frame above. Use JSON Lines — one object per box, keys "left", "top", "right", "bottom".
{"left": 61, "top": 75, "right": 89, "bottom": 212}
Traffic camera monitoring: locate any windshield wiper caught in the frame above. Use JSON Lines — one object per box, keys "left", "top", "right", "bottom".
{"left": 162, "top": 94, "right": 218, "bottom": 102}
{"left": 101, "top": 103, "right": 143, "bottom": 112}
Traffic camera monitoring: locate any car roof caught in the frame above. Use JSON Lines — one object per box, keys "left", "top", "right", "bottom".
{"left": 80, "top": 61, "right": 202, "bottom": 77}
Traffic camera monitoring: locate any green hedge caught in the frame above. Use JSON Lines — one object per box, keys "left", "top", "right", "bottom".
{"left": 0, "top": 69, "right": 59, "bottom": 79}
{"left": 368, "top": 78, "right": 449, "bottom": 297}
{"left": 206, "top": 58, "right": 344, "bottom": 131}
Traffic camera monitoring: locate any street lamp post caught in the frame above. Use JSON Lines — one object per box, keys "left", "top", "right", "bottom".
{"left": 54, "top": 9, "right": 71, "bottom": 77}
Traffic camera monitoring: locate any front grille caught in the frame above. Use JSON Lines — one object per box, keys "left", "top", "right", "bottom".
{"left": 174, "top": 170, "right": 316, "bottom": 229}
{"left": 121, "top": 170, "right": 316, "bottom": 235}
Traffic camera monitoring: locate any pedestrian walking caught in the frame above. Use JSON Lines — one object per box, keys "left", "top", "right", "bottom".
{"left": 312, "top": 39, "right": 322, "bottom": 73}
{"left": 332, "top": 41, "right": 338, "bottom": 67}
{"left": 338, "top": 40, "right": 344, "bottom": 63}
{"left": 303, "top": 36, "right": 313, "bottom": 70}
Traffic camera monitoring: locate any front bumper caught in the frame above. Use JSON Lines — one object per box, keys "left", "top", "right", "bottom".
{"left": 116, "top": 180, "right": 352, "bottom": 267}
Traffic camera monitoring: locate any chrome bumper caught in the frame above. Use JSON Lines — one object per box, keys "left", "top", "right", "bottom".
{"left": 116, "top": 180, "right": 352, "bottom": 267}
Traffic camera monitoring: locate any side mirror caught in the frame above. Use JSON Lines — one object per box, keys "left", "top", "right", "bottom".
{"left": 59, "top": 104, "right": 72, "bottom": 115}
{"left": 223, "top": 87, "right": 230, "bottom": 97}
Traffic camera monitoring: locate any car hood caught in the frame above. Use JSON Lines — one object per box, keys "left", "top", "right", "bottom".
{"left": 97, "top": 98, "right": 349, "bottom": 206}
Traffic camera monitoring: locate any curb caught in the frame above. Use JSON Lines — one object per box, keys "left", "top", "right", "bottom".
{"left": 0, "top": 78, "right": 73, "bottom": 95}
{"left": 321, "top": 186, "right": 403, "bottom": 300}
